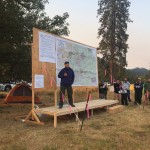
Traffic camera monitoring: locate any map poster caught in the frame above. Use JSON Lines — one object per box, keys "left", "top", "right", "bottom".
{"left": 34, "top": 75, "right": 44, "bottom": 88}
{"left": 56, "top": 38, "right": 98, "bottom": 86}
{"left": 39, "top": 31, "right": 56, "bottom": 63}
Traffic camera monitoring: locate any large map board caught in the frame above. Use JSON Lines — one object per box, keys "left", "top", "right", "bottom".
{"left": 32, "top": 28, "right": 98, "bottom": 92}
{"left": 56, "top": 38, "right": 98, "bottom": 86}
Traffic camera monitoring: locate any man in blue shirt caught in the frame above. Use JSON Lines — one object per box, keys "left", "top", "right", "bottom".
{"left": 58, "top": 61, "right": 75, "bottom": 108}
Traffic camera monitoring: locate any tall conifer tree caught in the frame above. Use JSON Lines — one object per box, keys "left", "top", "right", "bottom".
{"left": 97, "top": 0, "right": 132, "bottom": 82}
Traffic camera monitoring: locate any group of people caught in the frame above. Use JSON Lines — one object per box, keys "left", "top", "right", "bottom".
{"left": 99, "top": 77, "right": 150, "bottom": 106}
{"left": 114, "top": 78, "right": 131, "bottom": 105}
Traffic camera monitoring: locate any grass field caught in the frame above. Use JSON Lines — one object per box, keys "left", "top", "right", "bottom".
{"left": 0, "top": 91, "right": 150, "bottom": 150}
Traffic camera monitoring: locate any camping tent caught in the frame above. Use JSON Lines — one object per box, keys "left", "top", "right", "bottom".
{"left": 4, "top": 83, "right": 40, "bottom": 103}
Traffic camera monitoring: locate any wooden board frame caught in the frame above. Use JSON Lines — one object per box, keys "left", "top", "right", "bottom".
{"left": 25, "top": 28, "right": 100, "bottom": 125}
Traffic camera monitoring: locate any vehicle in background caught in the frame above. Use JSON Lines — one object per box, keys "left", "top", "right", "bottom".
{"left": 0, "top": 82, "right": 16, "bottom": 91}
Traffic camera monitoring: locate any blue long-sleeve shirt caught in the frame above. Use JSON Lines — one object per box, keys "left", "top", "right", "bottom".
{"left": 58, "top": 67, "right": 75, "bottom": 86}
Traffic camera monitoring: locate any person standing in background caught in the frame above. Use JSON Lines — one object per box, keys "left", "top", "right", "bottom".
{"left": 99, "top": 81, "right": 108, "bottom": 99}
{"left": 134, "top": 78, "right": 143, "bottom": 105}
{"left": 124, "top": 78, "right": 131, "bottom": 102}
{"left": 114, "top": 80, "right": 121, "bottom": 102}
{"left": 144, "top": 79, "right": 150, "bottom": 103}
{"left": 120, "top": 81, "right": 128, "bottom": 106}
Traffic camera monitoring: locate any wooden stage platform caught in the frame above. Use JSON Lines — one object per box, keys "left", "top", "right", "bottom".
{"left": 35, "top": 99, "right": 119, "bottom": 127}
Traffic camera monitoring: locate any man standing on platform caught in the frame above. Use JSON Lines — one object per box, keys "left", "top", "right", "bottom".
{"left": 58, "top": 61, "right": 75, "bottom": 108}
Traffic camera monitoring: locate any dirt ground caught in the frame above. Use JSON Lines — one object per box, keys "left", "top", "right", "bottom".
{"left": 0, "top": 91, "right": 150, "bottom": 150}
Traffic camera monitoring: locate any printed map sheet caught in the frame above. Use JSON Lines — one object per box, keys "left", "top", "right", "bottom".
{"left": 56, "top": 38, "right": 98, "bottom": 86}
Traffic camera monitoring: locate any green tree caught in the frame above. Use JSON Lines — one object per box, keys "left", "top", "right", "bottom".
{"left": 97, "top": 0, "right": 132, "bottom": 83}
{"left": 0, "top": 0, "right": 69, "bottom": 82}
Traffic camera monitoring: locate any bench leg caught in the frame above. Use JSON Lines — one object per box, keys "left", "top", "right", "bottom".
{"left": 54, "top": 113, "right": 57, "bottom": 128}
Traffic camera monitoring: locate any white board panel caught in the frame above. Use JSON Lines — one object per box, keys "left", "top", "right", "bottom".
{"left": 34, "top": 75, "right": 44, "bottom": 88}
{"left": 39, "top": 31, "right": 56, "bottom": 63}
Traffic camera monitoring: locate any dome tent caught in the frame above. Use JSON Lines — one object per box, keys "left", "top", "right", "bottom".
{"left": 4, "top": 83, "right": 40, "bottom": 103}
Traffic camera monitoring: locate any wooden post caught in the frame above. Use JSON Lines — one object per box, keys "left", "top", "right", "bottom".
{"left": 54, "top": 113, "right": 57, "bottom": 128}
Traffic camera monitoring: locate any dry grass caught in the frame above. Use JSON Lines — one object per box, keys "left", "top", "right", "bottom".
{"left": 0, "top": 91, "right": 150, "bottom": 150}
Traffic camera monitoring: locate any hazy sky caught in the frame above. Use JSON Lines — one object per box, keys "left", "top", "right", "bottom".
{"left": 45, "top": 0, "right": 150, "bottom": 69}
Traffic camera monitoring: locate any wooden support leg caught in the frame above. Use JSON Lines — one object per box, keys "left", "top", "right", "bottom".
{"left": 25, "top": 110, "right": 32, "bottom": 121}
{"left": 24, "top": 109, "right": 43, "bottom": 125}
{"left": 54, "top": 113, "right": 57, "bottom": 128}
{"left": 32, "top": 110, "right": 41, "bottom": 123}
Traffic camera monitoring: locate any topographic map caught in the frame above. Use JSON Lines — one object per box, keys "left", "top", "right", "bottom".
{"left": 56, "top": 38, "right": 98, "bottom": 86}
